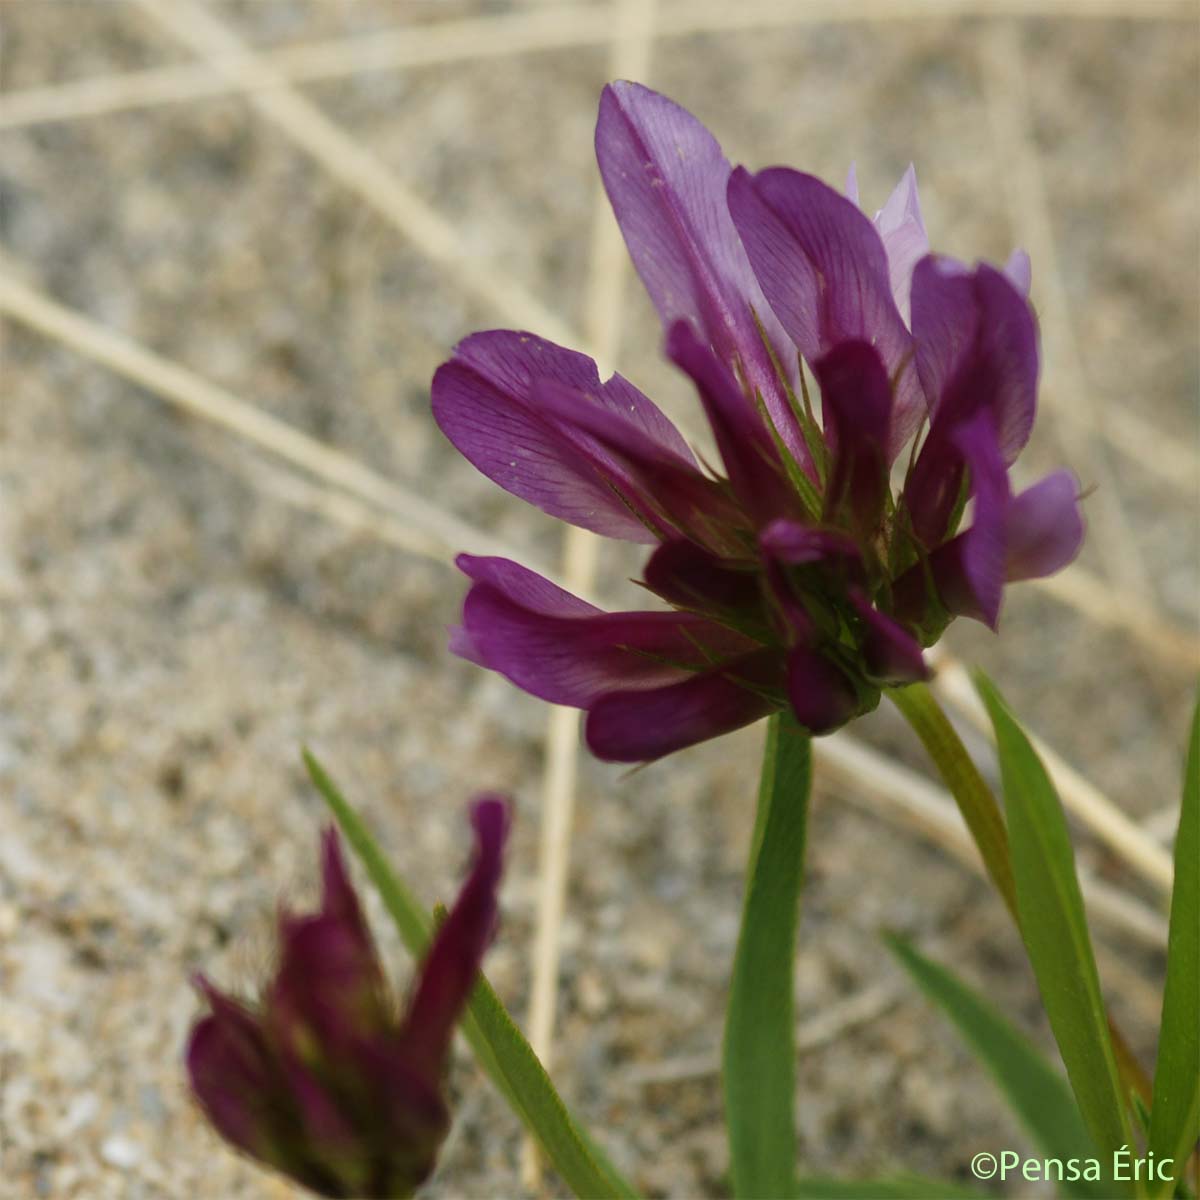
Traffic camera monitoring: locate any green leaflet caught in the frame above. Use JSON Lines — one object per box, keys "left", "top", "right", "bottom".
{"left": 304, "top": 751, "right": 639, "bottom": 1200}
{"left": 723, "top": 714, "right": 812, "bottom": 1199}
{"left": 1146, "top": 694, "right": 1200, "bottom": 1199}
{"left": 974, "top": 676, "right": 1135, "bottom": 1186}
{"left": 886, "top": 933, "right": 1109, "bottom": 1199}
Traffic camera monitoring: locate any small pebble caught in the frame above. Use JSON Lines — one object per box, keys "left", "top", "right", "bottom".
{"left": 100, "top": 1136, "right": 141, "bottom": 1170}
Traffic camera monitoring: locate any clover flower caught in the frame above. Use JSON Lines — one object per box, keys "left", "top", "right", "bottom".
{"left": 186, "top": 798, "right": 510, "bottom": 1198}
{"left": 434, "top": 82, "right": 1084, "bottom": 762}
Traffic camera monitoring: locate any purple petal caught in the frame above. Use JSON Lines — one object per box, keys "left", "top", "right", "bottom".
{"left": 585, "top": 650, "right": 782, "bottom": 762}
{"left": 187, "top": 980, "right": 286, "bottom": 1164}
{"left": 530, "top": 376, "right": 737, "bottom": 543}
{"left": 269, "top": 910, "right": 391, "bottom": 1057}
{"left": 666, "top": 321, "right": 799, "bottom": 521}
{"left": 455, "top": 328, "right": 691, "bottom": 454}
{"left": 642, "top": 539, "right": 764, "bottom": 621}
{"left": 845, "top": 163, "right": 860, "bottom": 206}
{"left": 904, "top": 258, "right": 1040, "bottom": 544}
{"left": 786, "top": 647, "right": 861, "bottom": 734}
{"left": 848, "top": 592, "right": 929, "bottom": 684}
{"left": 813, "top": 340, "right": 892, "bottom": 537}
{"left": 1004, "top": 249, "right": 1032, "bottom": 296}
{"left": 917, "top": 466, "right": 1083, "bottom": 628}
{"left": 910, "top": 256, "right": 1039, "bottom": 463}
{"left": 275, "top": 1053, "right": 357, "bottom": 1152}
{"left": 758, "top": 518, "right": 863, "bottom": 570}
{"left": 318, "top": 827, "right": 370, "bottom": 935}
{"left": 595, "top": 83, "right": 807, "bottom": 465}
{"left": 401, "top": 796, "right": 510, "bottom": 1084}
{"left": 457, "top": 555, "right": 754, "bottom": 707}
{"left": 872, "top": 164, "right": 929, "bottom": 325}
{"left": 946, "top": 412, "right": 1011, "bottom": 629}
{"left": 727, "top": 165, "right": 922, "bottom": 459}
{"left": 457, "top": 554, "right": 600, "bottom": 618}
{"left": 1004, "top": 470, "right": 1085, "bottom": 581}
{"left": 447, "top": 621, "right": 486, "bottom": 667}
{"left": 268, "top": 834, "right": 391, "bottom": 1056}
{"left": 432, "top": 329, "right": 692, "bottom": 542}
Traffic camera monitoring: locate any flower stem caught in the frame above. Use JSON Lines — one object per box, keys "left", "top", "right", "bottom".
{"left": 723, "top": 713, "right": 812, "bottom": 1199}
{"left": 888, "top": 681, "right": 1018, "bottom": 917}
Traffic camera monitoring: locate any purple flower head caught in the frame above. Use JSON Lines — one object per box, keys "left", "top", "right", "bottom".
{"left": 186, "top": 798, "right": 510, "bottom": 1199}
{"left": 433, "top": 82, "right": 1084, "bottom": 763}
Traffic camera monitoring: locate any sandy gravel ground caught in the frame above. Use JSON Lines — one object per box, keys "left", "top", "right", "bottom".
{"left": 1, "top": 3, "right": 1197, "bottom": 1197}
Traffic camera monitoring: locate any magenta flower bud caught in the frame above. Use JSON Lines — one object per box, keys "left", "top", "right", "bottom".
{"left": 186, "top": 798, "right": 510, "bottom": 1199}
{"left": 433, "top": 82, "right": 1084, "bottom": 762}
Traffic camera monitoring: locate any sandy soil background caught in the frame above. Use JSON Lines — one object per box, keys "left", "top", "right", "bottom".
{"left": 1, "top": 2, "right": 1197, "bottom": 1197}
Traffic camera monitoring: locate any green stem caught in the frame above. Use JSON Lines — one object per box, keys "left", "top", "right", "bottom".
{"left": 888, "top": 682, "right": 1018, "bottom": 919}
{"left": 723, "top": 713, "right": 812, "bottom": 1199}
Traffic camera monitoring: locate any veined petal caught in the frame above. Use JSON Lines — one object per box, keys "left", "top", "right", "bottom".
{"left": 584, "top": 650, "right": 781, "bottom": 762}
{"left": 400, "top": 796, "right": 510, "bottom": 1085}
{"left": 530, "top": 376, "right": 737, "bottom": 543}
{"left": 728, "top": 165, "right": 922, "bottom": 459}
{"left": 454, "top": 328, "right": 691, "bottom": 453}
{"left": 596, "top": 82, "right": 807, "bottom": 466}
{"left": 457, "top": 555, "right": 754, "bottom": 708}
{"left": 910, "top": 256, "right": 1039, "bottom": 463}
{"left": 1004, "top": 469, "right": 1084, "bottom": 581}
{"left": 457, "top": 553, "right": 600, "bottom": 618}
{"left": 786, "top": 646, "right": 861, "bottom": 734}
{"left": 872, "top": 164, "right": 929, "bottom": 325}
{"left": 432, "top": 330, "right": 691, "bottom": 542}
{"left": 813, "top": 340, "right": 892, "bottom": 537}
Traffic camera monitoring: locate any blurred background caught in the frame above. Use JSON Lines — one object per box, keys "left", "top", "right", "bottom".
{"left": 1, "top": 1, "right": 1197, "bottom": 1196}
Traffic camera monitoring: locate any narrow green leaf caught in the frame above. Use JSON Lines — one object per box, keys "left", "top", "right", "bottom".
{"left": 974, "top": 676, "right": 1135, "bottom": 1178}
{"left": 723, "top": 713, "right": 812, "bottom": 1199}
{"left": 795, "top": 1176, "right": 983, "bottom": 1199}
{"left": 1146, "top": 695, "right": 1200, "bottom": 1199}
{"left": 304, "top": 751, "right": 638, "bottom": 1200}
{"left": 888, "top": 682, "right": 1018, "bottom": 917}
{"left": 885, "top": 933, "right": 1108, "bottom": 1198}
{"left": 891, "top": 684, "right": 1153, "bottom": 1117}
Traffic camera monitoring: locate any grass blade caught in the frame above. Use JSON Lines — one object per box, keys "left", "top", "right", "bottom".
{"left": 885, "top": 933, "right": 1107, "bottom": 1198}
{"left": 974, "top": 676, "right": 1135, "bottom": 1180}
{"left": 1146, "top": 695, "right": 1200, "bottom": 1198}
{"left": 723, "top": 713, "right": 812, "bottom": 1198}
{"left": 304, "top": 750, "right": 639, "bottom": 1200}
